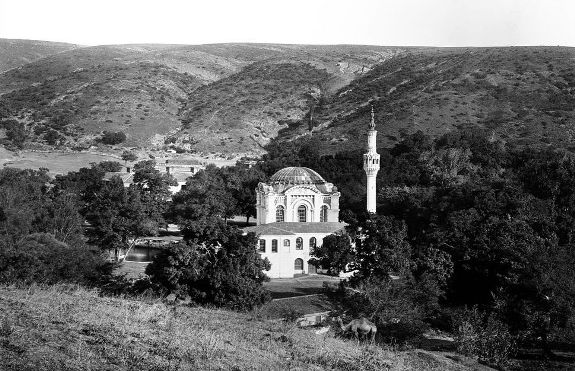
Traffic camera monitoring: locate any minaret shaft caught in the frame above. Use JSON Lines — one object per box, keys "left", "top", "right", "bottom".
{"left": 363, "top": 107, "right": 380, "bottom": 213}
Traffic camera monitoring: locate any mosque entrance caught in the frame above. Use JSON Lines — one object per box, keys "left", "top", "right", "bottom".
{"left": 294, "top": 258, "right": 304, "bottom": 274}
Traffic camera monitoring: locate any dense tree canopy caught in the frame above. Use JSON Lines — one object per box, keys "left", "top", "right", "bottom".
{"left": 146, "top": 228, "right": 271, "bottom": 310}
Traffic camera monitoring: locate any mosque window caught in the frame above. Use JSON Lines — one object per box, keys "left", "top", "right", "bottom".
{"left": 284, "top": 239, "right": 290, "bottom": 247}
{"left": 294, "top": 258, "right": 303, "bottom": 271}
{"left": 271, "top": 239, "right": 278, "bottom": 253}
{"left": 296, "top": 237, "right": 303, "bottom": 250}
{"left": 276, "top": 205, "right": 285, "bottom": 222}
{"left": 309, "top": 237, "right": 317, "bottom": 249}
{"left": 320, "top": 205, "right": 328, "bottom": 222}
{"left": 259, "top": 239, "right": 266, "bottom": 252}
{"left": 297, "top": 205, "right": 307, "bottom": 222}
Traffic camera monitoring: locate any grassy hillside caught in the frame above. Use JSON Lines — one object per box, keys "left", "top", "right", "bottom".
{"left": 0, "top": 38, "right": 78, "bottom": 73}
{"left": 0, "top": 42, "right": 398, "bottom": 152}
{"left": 0, "top": 285, "right": 482, "bottom": 371}
{"left": 1, "top": 42, "right": 574, "bottom": 156}
{"left": 291, "top": 47, "right": 575, "bottom": 154}
{"left": 0, "top": 46, "right": 203, "bottom": 148}
{"left": 178, "top": 60, "right": 332, "bottom": 153}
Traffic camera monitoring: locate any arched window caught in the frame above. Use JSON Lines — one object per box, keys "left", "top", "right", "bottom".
{"left": 271, "top": 239, "right": 278, "bottom": 253}
{"left": 283, "top": 239, "right": 290, "bottom": 247}
{"left": 320, "top": 205, "right": 328, "bottom": 222}
{"left": 296, "top": 237, "right": 303, "bottom": 250}
{"left": 276, "top": 205, "right": 285, "bottom": 222}
{"left": 297, "top": 205, "right": 307, "bottom": 222}
{"left": 294, "top": 258, "right": 304, "bottom": 271}
{"left": 259, "top": 239, "right": 266, "bottom": 253}
{"left": 309, "top": 237, "right": 317, "bottom": 249}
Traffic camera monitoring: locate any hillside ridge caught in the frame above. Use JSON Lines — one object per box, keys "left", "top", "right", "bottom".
{"left": 0, "top": 41, "right": 574, "bottom": 159}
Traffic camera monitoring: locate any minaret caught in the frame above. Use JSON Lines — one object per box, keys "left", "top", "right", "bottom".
{"left": 363, "top": 106, "right": 380, "bottom": 213}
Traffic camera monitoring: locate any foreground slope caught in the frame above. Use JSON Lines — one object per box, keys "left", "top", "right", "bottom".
{"left": 0, "top": 285, "right": 482, "bottom": 371}
{"left": 0, "top": 38, "right": 78, "bottom": 73}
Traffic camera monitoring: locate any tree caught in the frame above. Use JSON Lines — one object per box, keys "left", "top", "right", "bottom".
{"left": 3, "top": 120, "right": 27, "bottom": 148}
{"left": 0, "top": 233, "right": 113, "bottom": 285}
{"left": 171, "top": 165, "right": 237, "bottom": 223}
{"left": 121, "top": 150, "right": 138, "bottom": 163}
{"left": 100, "top": 131, "right": 126, "bottom": 145}
{"left": 146, "top": 229, "right": 271, "bottom": 310}
{"left": 0, "top": 168, "right": 52, "bottom": 247}
{"left": 309, "top": 233, "right": 353, "bottom": 275}
{"left": 85, "top": 161, "right": 174, "bottom": 260}
{"left": 227, "top": 165, "right": 266, "bottom": 223}
{"left": 44, "top": 129, "right": 62, "bottom": 145}
{"left": 350, "top": 215, "right": 414, "bottom": 282}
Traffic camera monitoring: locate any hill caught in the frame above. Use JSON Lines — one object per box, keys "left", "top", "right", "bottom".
{"left": 0, "top": 38, "right": 78, "bottom": 73}
{"left": 289, "top": 47, "right": 575, "bottom": 154}
{"left": 1, "top": 42, "right": 574, "bottom": 158}
{"left": 0, "top": 42, "right": 399, "bottom": 152}
{"left": 0, "top": 285, "right": 483, "bottom": 370}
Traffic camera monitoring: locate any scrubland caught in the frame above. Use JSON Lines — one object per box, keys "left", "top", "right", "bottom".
{"left": 0, "top": 285, "right": 484, "bottom": 371}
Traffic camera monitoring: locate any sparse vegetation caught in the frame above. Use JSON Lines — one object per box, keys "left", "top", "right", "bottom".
{"left": 0, "top": 284, "right": 481, "bottom": 371}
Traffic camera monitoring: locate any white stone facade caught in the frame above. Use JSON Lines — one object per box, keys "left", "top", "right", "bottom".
{"left": 245, "top": 167, "right": 345, "bottom": 278}
{"left": 255, "top": 167, "right": 340, "bottom": 225}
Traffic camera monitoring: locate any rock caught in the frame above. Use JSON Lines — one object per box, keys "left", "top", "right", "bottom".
{"left": 165, "top": 293, "right": 177, "bottom": 304}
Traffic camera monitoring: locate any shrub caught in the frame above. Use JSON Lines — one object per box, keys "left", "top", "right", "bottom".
{"left": 454, "top": 307, "right": 517, "bottom": 368}
{"left": 0, "top": 233, "right": 114, "bottom": 286}
{"left": 146, "top": 231, "right": 271, "bottom": 310}
{"left": 100, "top": 131, "right": 126, "bottom": 145}
{"left": 2, "top": 120, "right": 27, "bottom": 148}
{"left": 121, "top": 151, "right": 138, "bottom": 163}
{"left": 359, "top": 277, "right": 432, "bottom": 344}
{"left": 93, "top": 161, "right": 122, "bottom": 172}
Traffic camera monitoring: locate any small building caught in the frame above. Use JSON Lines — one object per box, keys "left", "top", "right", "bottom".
{"left": 244, "top": 167, "right": 346, "bottom": 278}
{"left": 103, "top": 158, "right": 205, "bottom": 195}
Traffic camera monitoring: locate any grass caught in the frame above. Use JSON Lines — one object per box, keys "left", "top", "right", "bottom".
{"left": 0, "top": 151, "right": 120, "bottom": 175}
{"left": 0, "top": 284, "right": 482, "bottom": 371}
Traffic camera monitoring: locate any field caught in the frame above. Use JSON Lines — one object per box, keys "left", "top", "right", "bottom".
{"left": 0, "top": 150, "right": 120, "bottom": 175}
{"left": 0, "top": 284, "right": 486, "bottom": 371}
{"left": 0, "top": 149, "right": 239, "bottom": 175}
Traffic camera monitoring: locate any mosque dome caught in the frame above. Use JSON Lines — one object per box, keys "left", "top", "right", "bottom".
{"left": 270, "top": 167, "right": 326, "bottom": 185}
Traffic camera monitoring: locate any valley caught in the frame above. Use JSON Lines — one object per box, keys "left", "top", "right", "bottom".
{"left": 0, "top": 39, "right": 574, "bottom": 174}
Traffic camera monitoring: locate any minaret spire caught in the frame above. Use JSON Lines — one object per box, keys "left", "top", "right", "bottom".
{"left": 363, "top": 105, "right": 380, "bottom": 213}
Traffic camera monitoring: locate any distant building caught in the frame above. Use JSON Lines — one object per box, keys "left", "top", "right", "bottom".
{"left": 244, "top": 167, "right": 346, "bottom": 278}
{"left": 103, "top": 158, "right": 205, "bottom": 194}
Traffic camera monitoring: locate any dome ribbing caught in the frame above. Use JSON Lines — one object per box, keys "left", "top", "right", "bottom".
{"left": 269, "top": 167, "right": 326, "bottom": 185}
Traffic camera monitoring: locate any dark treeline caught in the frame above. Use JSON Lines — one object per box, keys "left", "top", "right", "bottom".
{"left": 249, "top": 128, "right": 575, "bottom": 365}
{"left": 0, "top": 158, "right": 271, "bottom": 310}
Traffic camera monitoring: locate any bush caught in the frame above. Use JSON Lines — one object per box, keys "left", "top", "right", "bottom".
{"left": 2, "top": 120, "right": 27, "bottom": 148}
{"left": 0, "top": 233, "right": 114, "bottom": 286}
{"left": 454, "top": 307, "right": 517, "bottom": 368}
{"left": 100, "top": 131, "right": 126, "bottom": 145}
{"left": 362, "top": 277, "right": 431, "bottom": 343}
{"left": 146, "top": 230, "right": 271, "bottom": 310}
{"left": 93, "top": 161, "right": 122, "bottom": 172}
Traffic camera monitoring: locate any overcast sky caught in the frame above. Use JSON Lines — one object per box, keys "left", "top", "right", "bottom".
{"left": 0, "top": 0, "right": 574, "bottom": 47}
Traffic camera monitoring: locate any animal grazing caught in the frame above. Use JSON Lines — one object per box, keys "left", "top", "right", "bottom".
{"left": 336, "top": 316, "right": 377, "bottom": 342}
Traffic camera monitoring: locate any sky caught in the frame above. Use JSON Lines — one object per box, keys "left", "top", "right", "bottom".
{"left": 0, "top": 0, "right": 574, "bottom": 47}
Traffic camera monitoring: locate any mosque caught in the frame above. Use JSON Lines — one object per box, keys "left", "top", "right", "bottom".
{"left": 244, "top": 109, "right": 380, "bottom": 278}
